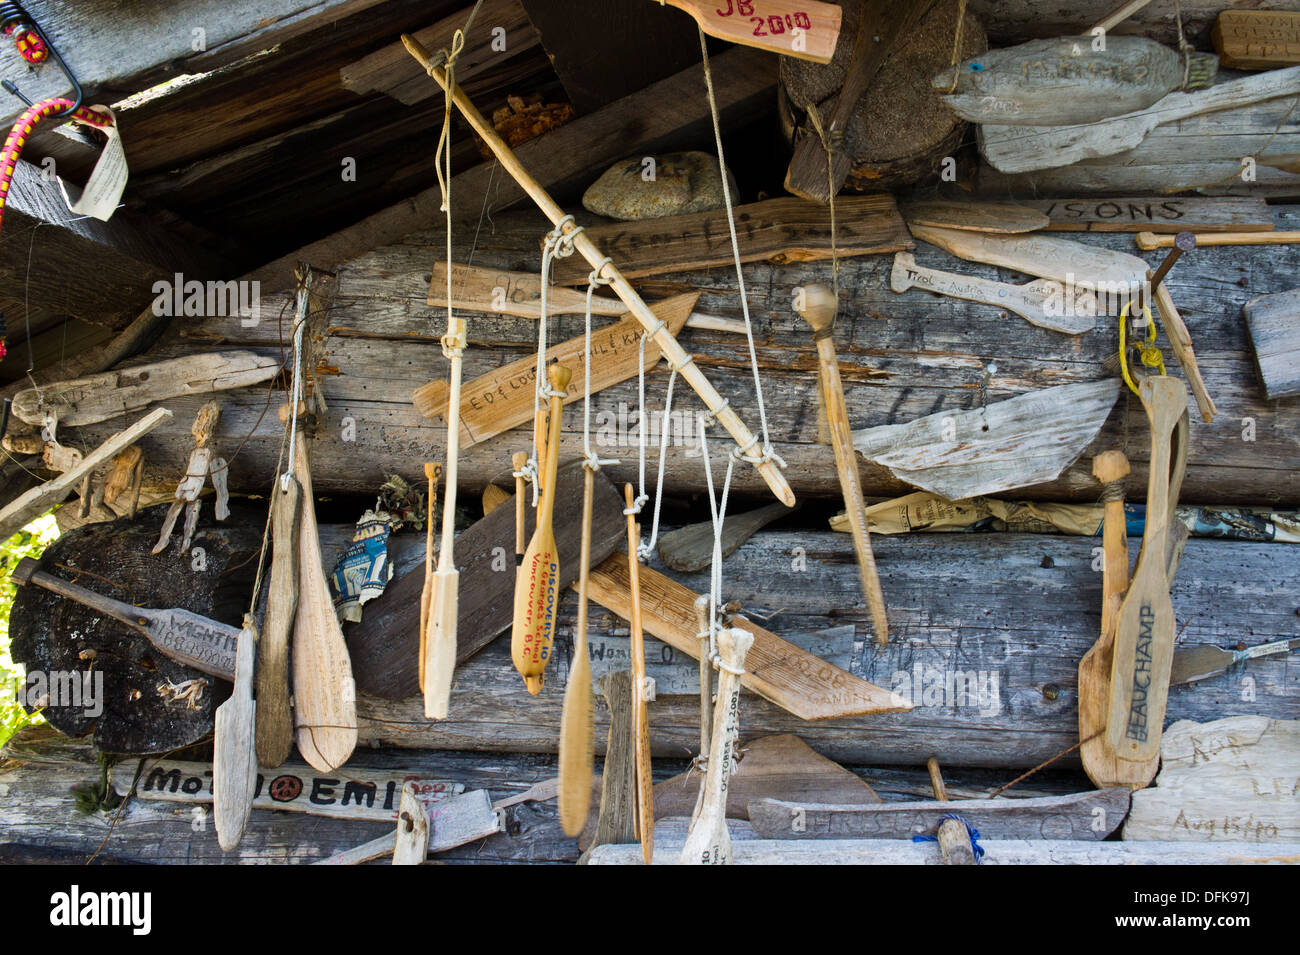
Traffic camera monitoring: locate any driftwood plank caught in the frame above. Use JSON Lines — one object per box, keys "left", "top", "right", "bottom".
{"left": 1026, "top": 197, "right": 1276, "bottom": 233}
{"left": 548, "top": 196, "right": 912, "bottom": 285}
{"left": 1242, "top": 288, "right": 1300, "bottom": 399}
{"left": 747, "top": 788, "right": 1130, "bottom": 840}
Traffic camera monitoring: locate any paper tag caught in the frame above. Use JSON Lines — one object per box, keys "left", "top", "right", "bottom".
{"left": 58, "top": 106, "right": 128, "bottom": 221}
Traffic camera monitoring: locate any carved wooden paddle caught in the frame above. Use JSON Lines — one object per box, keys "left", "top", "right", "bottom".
{"left": 512, "top": 363, "right": 572, "bottom": 694}
{"left": 1106, "top": 376, "right": 1188, "bottom": 762}
{"left": 255, "top": 473, "right": 300, "bottom": 768}
{"left": 558, "top": 463, "right": 597, "bottom": 836}
{"left": 418, "top": 462, "right": 441, "bottom": 694}
{"left": 214, "top": 614, "right": 259, "bottom": 851}
{"left": 660, "top": 0, "right": 841, "bottom": 64}
{"left": 679, "top": 626, "right": 753, "bottom": 865}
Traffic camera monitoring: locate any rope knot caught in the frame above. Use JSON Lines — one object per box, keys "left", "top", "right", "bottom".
{"left": 544, "top": 215, "right": 583, "bottom": 258}
{"left": 582, "top": 450, "right": 618, "bottom": 472}
{"left": 587, "top": 257, "right": 615, "bottom": 287}
{"left": 440, "top": 318, "right": 466, "bottom": 360}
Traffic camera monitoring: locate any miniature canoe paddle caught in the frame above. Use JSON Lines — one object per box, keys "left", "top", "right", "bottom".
{"left": 890, "top": 252, "right": 1095, "bottom": 334}
{"left": 512, "top": 362, "right": 572, "bottom": 694}
{"left": 214, "top": 614, "right": 259, "bottom": 851}
{"left": 797, "top": 284, "right": 889, "bottom": 644}
{"left": 417, "top": 462, "right": 441, "bottom": 694}
{"left": 558, "top": 461, "right": 597, "bottom": 836}
{"left": 10, "top": 556, "right": 238, "bottom": 680}
{"left": 255, "top": 474, "right": 300, "bottom": 768}
{"left": 1171, "top": 638, "right": 1300, "bottom": 686}
{"left": 1106, "top": 376, "right": 1188, "bottom": 762}
{"left": 659, "top": 0, "right": 841, "bottom": 64}
{"left": 679, "top": 626, "right": 753, "bottom": 865}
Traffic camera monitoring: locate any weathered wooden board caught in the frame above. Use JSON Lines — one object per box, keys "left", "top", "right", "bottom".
{"left": 908, "top": 224, "right": 1150, "bottom": 288}
{"left": 548, "top": 196, "right": 913, "bottom": 285}
{"left": 748, "top": 788, "right": 1130, "bottom": 840}
{"left": 351, "top": 530, "right": 1300, "bottom": 768}
{"left": 110, "top": 759, "right": 463, "bottom": 823}
{"left": 1243, "top": 288, "right": 1300, "bottom": 399}
{"left": 1213, "top": 11, "right": 1300, "bottom": 70}
{"left": 1025, "top": 197, "right": 1275, "bottom": 234}
{"left": 851, "top": 379, "right": 1121, "bottom": 499}
{"left": 47, "top": 207, "right": 1300, "bottom": 508}
{"left": 586, "top": 821, "right": 1300, "bottom": 863}
{"left": 1123, "top": 716, "right": 1300, "bottom": 843}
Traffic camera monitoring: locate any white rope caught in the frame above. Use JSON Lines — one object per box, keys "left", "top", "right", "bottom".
{"left": 582, "top": 259, "right": 619, "bottom": 473}
{"left": 530, "top": 215, "right": 583, "bottom": 503}
{"left": 698, "top": 28, "right": 778, "bottom": 468}
{"left": 280, "top": 283, "right": 308, "bottom": 492}
{"left": 697, "top": 411, "right": 736, "bottom": 665}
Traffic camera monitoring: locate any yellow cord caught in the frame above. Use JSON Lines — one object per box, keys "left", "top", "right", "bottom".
{"left": 1118, "top": 300, "right": 1166, "bottom": 396}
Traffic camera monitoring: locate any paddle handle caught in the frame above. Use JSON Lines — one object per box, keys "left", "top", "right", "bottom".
{"left": 694, "top": 594, "right": 713, "bottom": 756}
{"left": 1150, "top": 281, "right": 1216, "bottom": 423}
{"left": 558, "top": 465, "right": 597, "bottom": 836}
{"left": 537, "top": 364, "right": 571, "bottom": 529}
{"left": 1138, "top": 230, "right": 1300, "bottom": 249}
{"left": 625, "top": 484, "right": 655, "bottom": 865}
{"left": 255, "top": 475, "right": 300, "bottom": 768}
{"left": 512, "top": 452, "right": 528, "bottom": 555}
{"left": 402, "top": 36, "right": 795, "bottom": 508}
{"left": 679, "top": 626, "right": 753, "bottom": 865}
{"left": 1093, "top": 451, "right": 1130, "bottom": 643}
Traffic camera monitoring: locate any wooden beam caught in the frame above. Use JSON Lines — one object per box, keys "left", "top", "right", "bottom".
{"left": 245, "top": 44, "right": 778, "bottom": 291}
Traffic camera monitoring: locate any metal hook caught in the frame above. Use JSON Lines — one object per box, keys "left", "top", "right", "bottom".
{"left": 1, "top": 2, "right": 85, "bottom": 123}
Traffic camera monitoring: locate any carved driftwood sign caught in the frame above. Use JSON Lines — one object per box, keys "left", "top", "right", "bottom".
{"left": 1213, "top": 11, "right": 1300, "bottom": 70}
{"left": 851, "top": 379, "right": 1121, "bottom": 500}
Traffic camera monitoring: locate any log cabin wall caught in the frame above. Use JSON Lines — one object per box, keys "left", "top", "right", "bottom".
{"left": 1, "top": 0, "right": 1298, "bottom": 866}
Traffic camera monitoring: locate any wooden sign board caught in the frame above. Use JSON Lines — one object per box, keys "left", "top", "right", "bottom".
{"left": 1213, "top": 11, "right": 1300, "bottom": 71}
{"left": 1025, "top": 197, "right": 1275, "bottom": 234}
{"left": 112, "top": 759, "right": 463, "bottom": 823}
{"left": 548, "top": 195, "right": 912, "bottom": 284}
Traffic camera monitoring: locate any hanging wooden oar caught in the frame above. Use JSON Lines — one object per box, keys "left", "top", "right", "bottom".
{"left": 10, "top": 556, "right": 237, "bottom": 680}
{"left": 512, "top": 362, "right": 572, "bottom": 694}
{"left": 658, "top": 0, "right": 842, "bottom": 64}
{"left": 255, "top": 472, "right": 300, "bottom": 768}
{"left": 890, "top": 252, "right": 1096, "bottom": 335}
{"left": 1106, "top": 376, "right": 1188, "bottom": 763}
{"left": 285, "top": 402, "right": 358, "bottom": 773}
{"left": 558, "top": 462, "right": 597, "bottom": 836}
{"left": 213, "top": 614, "right": 259, "bottom": 851}
{"left": 679, "top": 626, "right": 753, "bottom": 865}
{"left": 403, "top": 35, "right": 794, "bottom": 508}
{"left": 418, "top": 462, "right": 441, "bottom": 694}
{"left": 797, "top": 284, "right": 889, "bottom": 644}
{"left": 429, "top": 262, "right": 748, "bottom": 333}
{"left": 625, "top": 484, "right": 655, "bottom": 865}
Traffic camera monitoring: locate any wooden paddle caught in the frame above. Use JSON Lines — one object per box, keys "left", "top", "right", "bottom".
{"left": 512, "top": 362, "right": 572, "bottom": 694}
{"left": 979, "top": 66, "right": 1300, "bottom": 174}
{"left": 657, "top": 501, "right": 797, "bottom": 573}
{"left": 558, "top": 463, "right": 597, "bottom": 836}
{"left": 213, "top": 614, "right": 259, "bottom": 851}
{"left": 679, "top": 626, "right": 753, "bottom": 865}
{"left": 403, "top": 35, "right": 795, "bottom": 508}
{"left": 255, "top": 473, "right": 300, "bottom": 768}
{"left": 624, "top": 484, "right": 655, "bottom": 865}
{"left": 417, "top": 462, "right": 441, "bottom": 693}
{"left": 1171, "top": 638, "right": 1300, "bottom": 686}
{"left": 285, "top": 403, "right": 358, "bottom": 773}
{"left": 429, "top": 262, "right": 748, "bottom": 333}
{"left": 1106, "top": 376, "right": 1188, "bottom": 762}
{"left": 1138, "top": 230, "right": 1300, "bottom": 249}
{"left": 660, "top": 0, "right": 841, "bottom": 64}
{"left": 10, "top": 556, "right": 237, "bottom": 680}
{"left": 890, "top": 252, "right": 1096, "bottom": 335}
{"left": 413, "top": 292, "right": 700, "bottom": 448}
{"left": 392, "top": 783, "right": 430, "bottom": 865}
{"left": 797, "top": 284, "right": 889, "bottom": 644}
{"left": 512, "top": 452, "right": 528, "bottom": 555}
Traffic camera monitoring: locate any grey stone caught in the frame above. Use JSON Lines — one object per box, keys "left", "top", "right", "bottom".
{"left": 581, "top": 151, "right": 736, "bottom": 220}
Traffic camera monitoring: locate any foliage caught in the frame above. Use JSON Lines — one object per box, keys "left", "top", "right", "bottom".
{"left": 0, "top": 514, "right": 60, "bottom": 748}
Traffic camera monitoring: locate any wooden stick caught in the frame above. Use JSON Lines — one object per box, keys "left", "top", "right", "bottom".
{"left": 286, "top": 403, "right": 358, "bottom": 773}
{"left": 1149, "top": 281, "right": 1216, "bottom": 423}
{"left": 512, "top": 452, "right": 528, "bottom": 556}
{"left": 679, "top": 626, "right": 753, "bottom": 865}
{"left": 625, "top": 484, "right": 655, "bottom": 865}
{"left": 1106, "top": 377, "right": 1187, "bottom": 762}
{"left": 402, "top": 35, "right": 795, "bottom": 508}
{"left": 693, "top": 595, "right": 713, "bottom": 756}
{"left": 214, "top": 615, "right": 259, "bottom": 852}
{"left": 0, "top": 407, "right": 172, "bottom": 544}
{"left": 254, "top": 471, "right": 300, "bottom": 768}
{"left": 1091, "top": 0, "right": 1156, "bottom": 33}
{"left": 1137, "top": 230, "right": 1300, "bottom": 249}
{"left": 797, "top": 284, "right": 889, "bottom": 644}
{"left": 512, "top": 363, "right": 572, "bottom": 694}
{"left": 1094, "top": 452, "right": 1131, "bottom": 642}
{"left": 418, "top": 462, "right": 441, "bottom": 694}
{"left": 587, "top": 673, "right": 638, "bottom": 853}
{"left": 926, "top": 756, "right": 976, "bottom": 865}
{"left": 558, "top": 464, "right": 597, "bottom": 836}
{"left": 392, "top": 783, "right": 430, "bottom": 865}
{"left": 661, "top": 0, "right": 842, "bottom": 64}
